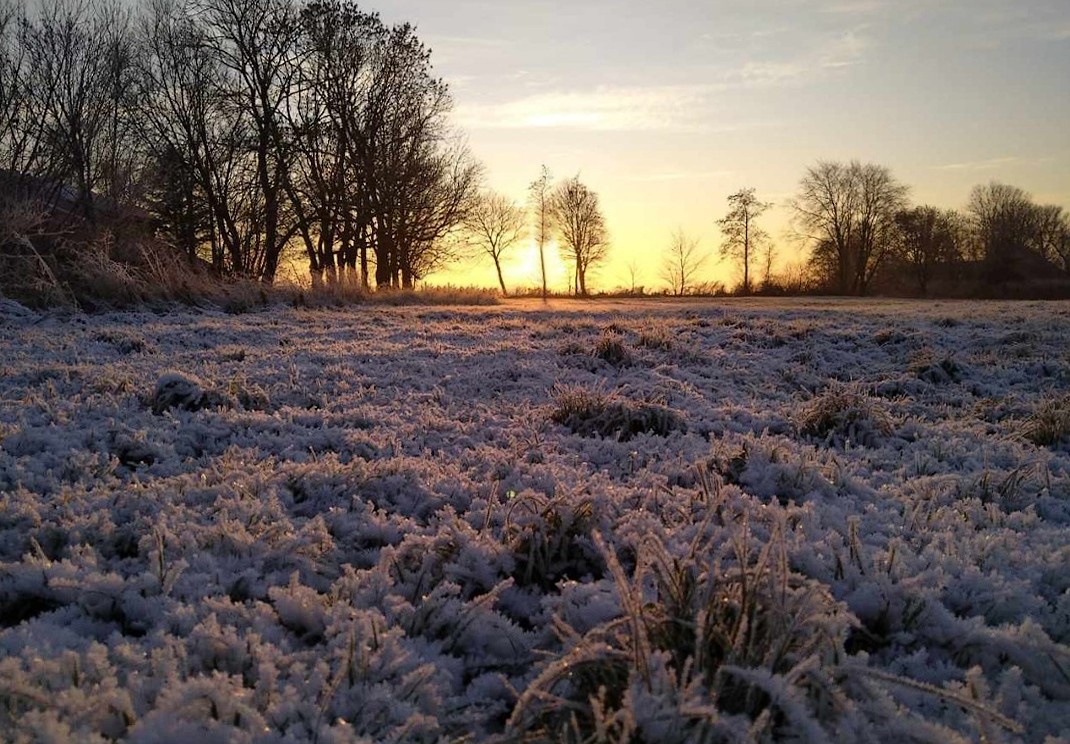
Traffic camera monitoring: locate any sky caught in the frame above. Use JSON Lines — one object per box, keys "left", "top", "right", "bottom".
{"left": 370, "top": 0, "right": 1070, "bottom": 291}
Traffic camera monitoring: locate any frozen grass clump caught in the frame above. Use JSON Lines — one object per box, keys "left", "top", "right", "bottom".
{"left": 94, "top": 329, "right": 152, "bottom": 355}
{"left": 635, "top": 325, "right": 673, "bottom": 350}
{"left": 150, "top": 371, "right": 229, "bottom": 414}
{"left": 1022, "top": 395, "right": 1070, "bottom": 447}
{"left": 551, "top": 385, "right": 686, "bottom": 441}
{"left": 505, "top": 491, "right": 602, "bottom": 590}
{"left": 797, "top": 384, "right": 894, "bottom": 447}
{"left": 594, "top": 330, "right": 632, "bottom": 366}
{"left": 507, "top": 525, "right": 1016, "bottom": 743}
{"left": 912, "top": 354, "right": 967, "bottom": 384}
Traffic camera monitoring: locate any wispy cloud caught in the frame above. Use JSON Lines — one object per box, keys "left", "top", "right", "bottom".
{"left": 724, "top": 26, "right": 871, "bottom": 88}
{"left": 452, "top": 85, "right": 712, "bottom": 132}
{"left": 932, "top": 156, "right": 1046, "bottom": 172}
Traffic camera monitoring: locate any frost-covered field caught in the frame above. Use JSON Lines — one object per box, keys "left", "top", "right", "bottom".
{"left": 2, "top": 297, "right": 1069, "bottom": 743}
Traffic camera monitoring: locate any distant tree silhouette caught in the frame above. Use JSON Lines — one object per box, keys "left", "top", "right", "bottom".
{"left": 528, "top": 165, "right": 553, "bottom": 301}
{"left": 792, "top": 161, "right": 908, "bottom": 295}
{"left": 660, "top": 228, "right": 705, "bottom": 296}
{"left": 465, "top": 191, "right": 525, "bottom": 295}
{"left": 716, "top": 187, "right": 770, "bottom": 295}
{"left": 891, "top": 206, "right": 963, "bottom": 296}
{"left": 551, "top": 174, "right": 608, "bottom": 297}
{"left": 967, "top": 182, "right": 1042, "bottom": 283}
{"left": 625, "top": 257, "right": 642, "bottom": 294}
{"left": 1032, "top": 204, "right": 1070, "bottom": 274}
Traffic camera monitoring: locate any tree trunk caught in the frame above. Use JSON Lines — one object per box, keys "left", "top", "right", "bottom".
{"left": 494, "top": 259, "right": 508, "bottom": 296}
{"left": 743, "top": 218, "right": 750, "bottom": 295}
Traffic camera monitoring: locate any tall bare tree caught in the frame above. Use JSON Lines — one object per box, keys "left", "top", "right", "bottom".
{"left": 528, "top": 165, "right": 553, "bottom": 301}
{"left": 0, "top": 0, "right": 51, "bottom": 185}
{"left": 551, "top": 174, "right": 607, "bottom": 297}
{"left": 197, "top": 0, "right": 305, "bottom": 283}
{"left": 139, "top": 0, "right": 246, "bottom": 269}
{"left": 716, "top": 187, "right": 770, "bottom": 295}
{"left": 625, "top": 258, "right": 641, "bottom": 294}
{"left": 661, "top": 228, "right": 705, "bottom": 296}
{"left": 465, "top": 190, "right": 524, "bottom": 296}
{"left": 967, "top": 182, "right": 1042, "bottom": 282}
{"left": 22, "top": 0, "right": 141, "bottom": 222}
{"left": 791, "top": 161, "right": 908, "bottom": 295}
{"left": 892, "top": 206, "right": 963, "bottom": 296}
{"left": 1030, "top": 203, "right": 1069, "bottom": 274}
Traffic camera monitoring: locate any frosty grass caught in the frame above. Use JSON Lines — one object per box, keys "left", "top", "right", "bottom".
{"left": 1, "top": 297, "right": 1069, "bottom": 742}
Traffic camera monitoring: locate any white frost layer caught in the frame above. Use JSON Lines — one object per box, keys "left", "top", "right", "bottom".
{"left": 0, "top": 298, "right": 1068, "bottom": 742}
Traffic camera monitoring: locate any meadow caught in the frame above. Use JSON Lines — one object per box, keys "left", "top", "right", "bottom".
{"left": 1, "top": 296, "right": 1068, "bottom": 742}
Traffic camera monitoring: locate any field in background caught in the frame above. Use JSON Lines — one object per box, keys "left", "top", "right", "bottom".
{"left": 1, "top": 297, "right": 1069, "bottom": 742}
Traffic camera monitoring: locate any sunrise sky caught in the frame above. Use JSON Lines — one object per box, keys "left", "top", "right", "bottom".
{"left": 372, "top": 0, "right": 1070, "bottom": 291}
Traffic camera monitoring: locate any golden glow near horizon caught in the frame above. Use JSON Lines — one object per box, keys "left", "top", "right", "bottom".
{"left": 371, "top": 0, "right": 1070, "bottom": 293}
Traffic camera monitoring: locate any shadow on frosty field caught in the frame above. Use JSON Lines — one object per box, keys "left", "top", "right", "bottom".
{"left": 1, "top": 297, "right": 1069, "bottom": 742}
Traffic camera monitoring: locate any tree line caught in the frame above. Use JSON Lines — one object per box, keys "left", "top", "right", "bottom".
{"left": 699, "top": 163, "right": 1070, "bottom": 298}
{"left": 2, "top": 0, "right": 1065, "bottom": 300}
{"left": 0, "top": 0, "right": 487, "bottom": 288}
{"left": 0, "top": 0, "right": 616, "bottom": 297}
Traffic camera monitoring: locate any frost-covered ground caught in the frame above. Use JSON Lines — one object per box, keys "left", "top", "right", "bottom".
{"left": 1, "top": 297, "right": 1069, "bottom": 743}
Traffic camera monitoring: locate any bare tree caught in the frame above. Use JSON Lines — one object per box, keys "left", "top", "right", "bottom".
{"left": 716, "top": 187, "right": 770, "bottom": 295}
{"left": 0, "top": 0, "right": 51, "bottom": 183}
{"left": 791, "top": 161, "right": 908, "bottom": 295}
{"left": 22, "top": 0, "right": 141, "bottom": 222}
{"left": 892, "top": 206, "right": 962, "bottom": 296}
{"left": 660, "top": 228, "right": 705, "bottom": 296}
{"left": 1032, "top": 203, "right": 1070, "bottom": 273}
{"left": 197, "top": 0, "right": 305, "bottom": 283}
{"left": 139, "top": 0, "right": 256, "bottom": 272}
{"left": 967, "top": 182, "right": 1043, "bottom": 282}
{"left": 551, "top": 174, "right": 607, "bottom": 297}
{"left": 528, "top": 165, "right": 553, "bottom": 301}
{"left": 465, "top": 190, "right": 524, "bottom": 295}
{"left": 625, "top": 257, "right": 641, "bottom": 294}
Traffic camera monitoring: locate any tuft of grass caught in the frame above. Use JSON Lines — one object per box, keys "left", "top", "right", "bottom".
{"left": 635, "top": 325, "right": 673, "bottom": 351}
{"left": 1022, "top": 395, "right": 1070, "bottom": 447}
{"left": 912, "top": 351, "right": 966, "bottom": 384}
{"left": 797, "top": 384, "right": 893, "bottom": 448}
{"left": 506, "top": 527, "right": 856, "bottom": 742}
{"left": 550, "top": 385, "right": 685, "bottom": 441}
{"left": 150, "top": 371, "right": 229, "bottom": 415}
{"left": 504, "top": 492, "right": 601, "bottom": 590}
{"left": 593, "top": 330, "right": 631, "bottom": 366}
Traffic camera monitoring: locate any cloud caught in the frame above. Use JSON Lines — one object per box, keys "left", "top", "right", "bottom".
{"left": 817, "top": 27, "right": 871, "bottom": 68}
{"left": 452, "top": 85, "right": 712, "bottom": 132}
{"left": 724, "top": 26, "right": 870, "bottom": 88}
{"left": 932, "top": 156, "right": 1050, "bottom": 172}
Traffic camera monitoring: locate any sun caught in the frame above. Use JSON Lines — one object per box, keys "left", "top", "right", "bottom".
{"left": 507, "top": 238, "right": 573, "bottom": 292}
